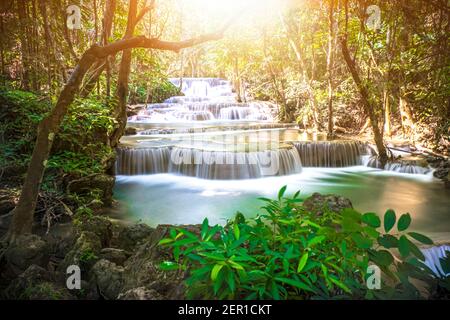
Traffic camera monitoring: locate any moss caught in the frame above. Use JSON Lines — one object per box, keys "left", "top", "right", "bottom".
{"left": 21, "top": 282, "right": 65, "bottom": 300}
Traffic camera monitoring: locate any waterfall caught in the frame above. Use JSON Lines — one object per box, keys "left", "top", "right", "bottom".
{"left": 116, "top": 146, "right": 302, "bottom": 179}
{"left": 168, "top": 147, "right": 302, "bottom": 180}
{"left": 365, "top": 156, "right": 431, "bottom": 174}
{"left": 115, "top": 147, "right": 170, "bottom": 175}
{"left": 127, "top": 78, "right": 275, "bottom": 123}
{"left": 293, "top": 141, "right": 369, "bottom": 167}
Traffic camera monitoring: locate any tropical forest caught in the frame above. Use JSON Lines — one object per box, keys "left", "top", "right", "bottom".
{"left": 0, "top": 0, "right": 449, "bottom": 305}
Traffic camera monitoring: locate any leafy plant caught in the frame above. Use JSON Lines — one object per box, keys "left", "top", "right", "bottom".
{"left": 159, "top": 187, "right": 438, "bottom": 300}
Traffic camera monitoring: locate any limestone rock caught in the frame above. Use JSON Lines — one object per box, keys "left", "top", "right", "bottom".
{"left": 124, "top": 127, "right": 137, "bottom": 136}
{"left": 303, "top": 193, "right": 353, "bottom": 216}
{"left": 4, "top": 264, "right": 73, "bottom": 300}
{"left": 59, "top": 231, "right": 101, "bottom": 274}
{"left": 117, "top": 223, "right": 154, "bottom": 251}
{"left": 99, "top": 248, "right": 130, "bottom": 266}
{"left": 90, "top": 259, "right": 124, "bottom": 300}
{"left": 4, "top": 234, "right": 49, "bottom": 277}
{"left": 75, "top": 215, "right": 113, "bottom": 247}
{"left": 121, "top": 225, "right": 186, "bottom": 299}
{"left": 67, "top": 173, "right": 115, "bottom": 206}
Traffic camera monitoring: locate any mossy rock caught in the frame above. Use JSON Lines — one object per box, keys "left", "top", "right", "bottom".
{"left": 4, "top": 234, "right": 49, "bottom": 278}
{"left": 67, "top": 173, "right": 115, "bottom": 206}
{"left": 74, "top": 215, "right": 113, "bottom": 247}
{"left": 3, "top": 265, "right": 73, "bottom": 300}
{"left": 303, "top": 193, "right": 353, "bottom": 216}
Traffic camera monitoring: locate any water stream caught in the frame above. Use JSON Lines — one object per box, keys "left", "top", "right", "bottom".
{"left": 113, "top": 78, "right": 450, "bottom": 246}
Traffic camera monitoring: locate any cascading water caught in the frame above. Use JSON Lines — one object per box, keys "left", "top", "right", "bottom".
{"left": 293, "top": 141, "right": 370, "bottom": 167}
{"left": 364, "top": 156, "right": 432, "bottom": 175}
{"left": 119, "top": 78, "right": 436, "bottom": 178}
{"left": 115, "top": 146, "right": 302, "bottom": 180}
{"left": 127, "top": 78, "right": 276, "bottom": 123}
{"left": 115, "top": 147, "right": 171, "bottom": 175}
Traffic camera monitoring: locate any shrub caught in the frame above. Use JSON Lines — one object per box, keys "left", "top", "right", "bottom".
{"left": 160, "top": 187, "right": 441, "bottom": 300}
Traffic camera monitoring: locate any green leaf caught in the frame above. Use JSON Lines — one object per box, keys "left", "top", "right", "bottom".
{"left": 397, "top": 213, "right": 411, "bottom": 232}
{"left": 201, "top": 218, "right": 209, "bottom": 240}
{"left": 275, "top": 277, "right": 315, "bottom": 293}
{"left": 342, "top": 208, "right": 362, "bottom": 222}
{"left": 329, "top": 276, "right": 352, "bottom": 294}
{"left": 384, "top": 209, "right": 396, "bottom": 233}
{"left": 211, "top": 264, "right": 224, "bottom": 281}
{"left": 158, "top": 238, "right": 173, "bottom": 245}
{"left": 407, "top": 232, "right": 433, "bottom": 245}
{"left": 362, "top": 212, "right": 381, "bottom": 228}
{"left": 159, "top": 261, "right": 179, "bottom": 271}
{"left": 297, "top": 253, "right": 309, "bottom": 273}
{"left": 440, "top": 254, "right": 450, "bottom": 274}
{"left": 398, "top": 235, "right": 410, "bottom": 257}
{"left": 407, "top": 239, "right": 425, "bottom": 261}
{"left": 351, "top": 233, "right": 373, "bottom": 249}
{"left": 227, "top": 271, "right": 236, "bottom": 293}
{"left": 377, "top": 234, "right": 399, "bottom": 249}
{"left": 370, "top": 249, "right": 394, "bottom": 266}
{"left": 233, "top": 224, "right": 240, "bottom": 240}
{"left": 308, "top": 235, "right": 326, "bottom": 247}
{"left": 278, "top": 185, "right": 287, "bottom": 200}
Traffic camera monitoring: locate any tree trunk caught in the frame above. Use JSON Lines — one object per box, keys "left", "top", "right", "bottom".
{"left": 80, "top": 0, "right": 117, "bottom": 98}
{"left": 341, "top": 38, "right": 387, "bottom": 164}
{"left": 7, "top": 49, "right": 100, "bottom": 241}
{"left": 327, "top": 0, "right": 336, "bottom": 137}
{"left": 399, "top": 94, "right": 415, "bottom": 142}
{"left": 109, "top": 0, "right": 138, "bottom": 147}
{"left": 17, "top": 0, "right": 31, "bottom": 90}
{"left": 384, "top": 89, "right": 392, "bottom": 138}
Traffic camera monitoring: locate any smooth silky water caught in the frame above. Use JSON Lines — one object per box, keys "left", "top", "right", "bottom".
{"left": 112, "top": 169, "right": 450, "bottom": 243}
{"left": 112, "top": 78, "right": 450, "bottom": 247}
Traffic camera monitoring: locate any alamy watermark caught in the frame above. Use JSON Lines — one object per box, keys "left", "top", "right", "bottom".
{"left": 66, "top": 265, "right": 81, "bottom": 290}
{"left": 67, "top": 5, "right": 82, "bottom": 30}
{"left": 366, "top": 5, "right": 381, "bottom": 31}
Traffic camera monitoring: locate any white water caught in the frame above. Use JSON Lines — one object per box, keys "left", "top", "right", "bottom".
{"left": 128, "top": 78, "right": 276, "bottom": 123}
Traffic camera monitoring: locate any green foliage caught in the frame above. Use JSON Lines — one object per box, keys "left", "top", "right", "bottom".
{"left": 128, "top": 52, "right": 181, "bottom": 104}
{"left": 0, "top": 88, "right": 115, "bottom": 182}
{"left": 160, "top": 187, "right": 440, "bottom": 300}
{"left": 79, "top": 249, "right": 98, "bottom": 263}
{"left": 45, "top": 97, "right": 115, "bottom": 189}
{"left": 0, "top": 88, "right": 51, "bottom": 167}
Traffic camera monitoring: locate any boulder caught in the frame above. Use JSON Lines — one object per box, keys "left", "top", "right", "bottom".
{"left": 124, "top": 127, "right": 137, "bottom": 136}
{"left": 90, "top": 259, "right": 124, "bottom": 300}
{"left": 75, "top": 215, "right": 113, "bottom": 247}
{"left": 99, "top": 248, "right": 130, "bottom": 266}
{"left": 303, "top": 193, "right": 353, "bottom": 216}
{"left": 434, "top": 166, "right": 449, "bottom": 180}
{"left": 121, "top": 225, "right": 186, "bottom": 299}
{"left": 3, "top": 265, "right": 73, "bottom": 300}
{"left": 118, "top": 287, "right": 165, "bottom": 300}
{"left": 116, "top": 223, "right": 154, "bottom": 251}
{"left": 4, "top": 234, "right": 49, "bottom": 277}
{"left": 67, "top": 173, "right": 115, "bottom": 206}
{"left": 59, "top": 231, "right": 101, "bottom": 275}
{"left": 44, "top": 227, "right": 76, "bottom": 260}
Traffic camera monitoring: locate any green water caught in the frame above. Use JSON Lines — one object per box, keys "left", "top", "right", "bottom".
{"left": 112, "top": 167, "right": 450, "bottom": 243}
